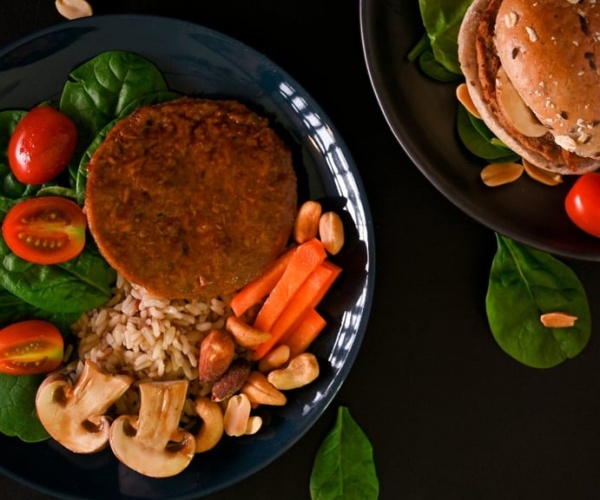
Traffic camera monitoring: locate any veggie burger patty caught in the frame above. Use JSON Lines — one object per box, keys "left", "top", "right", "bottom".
{"left": 85, "top": 97, "right": 297, "bottom": 300}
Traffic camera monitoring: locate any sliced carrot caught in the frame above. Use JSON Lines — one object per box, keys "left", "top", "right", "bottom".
{"left": 253, "top": 238, "right": 327, "bottom": 333}
{"left": 284, "top": 308, "right": 327, "bottom": 358}
{"left": 252, "top": 260, "right": 341, "bottom": 360}
{"left": 230, "top": 246, "right": 297, "bottom": 317}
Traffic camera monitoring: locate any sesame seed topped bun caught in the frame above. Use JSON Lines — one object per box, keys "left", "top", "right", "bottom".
{"left": 458, "top": 0, "right": 600, "bottom": 175}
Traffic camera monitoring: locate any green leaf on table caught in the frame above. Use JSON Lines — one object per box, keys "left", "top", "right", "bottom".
{"left": 486, "top": 234, "right": 591, "bottom": 368}
{"left": 310, "top": 406, "right": 379, "bottom": 500}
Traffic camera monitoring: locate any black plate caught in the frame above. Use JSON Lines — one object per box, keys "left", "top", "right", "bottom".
{"left": 360, "top": 0, "right": 600, "bottom": 260}
{"left": 0, "top": 14, "right": 375, "bottom": 499}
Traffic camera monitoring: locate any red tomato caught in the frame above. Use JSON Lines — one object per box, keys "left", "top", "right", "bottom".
{"left": 8, "top": 105, "right": 77, "bottom": 185}
{"left": 2, "top": 197, "right": 86, "bottom": 265}
{"left": 565, "top": 173, "right": 600, "bottom": 238}
{"left": 0, "top": 320, "right": 64, "bottom": 375}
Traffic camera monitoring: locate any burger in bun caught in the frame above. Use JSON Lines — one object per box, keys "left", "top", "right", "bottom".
{"left": 458, "top": 0, "right": 600, "bottom": 175}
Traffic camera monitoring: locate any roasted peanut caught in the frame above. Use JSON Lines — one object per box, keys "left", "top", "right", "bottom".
{"left": 194, "top": 397, "right": 224, "bottom": 453}
{"left": 226, "top": 315, "right": 271, "bottom": 348}
{"left": 258, "top": 344, "right": 291, "bottom": 373}
{"left": 223, "top": 394, "right": 252, "bottom": 437}
{"left": 55, "top": 0, "right": 93, "bottom": 19}
{"left": 480, "top": 162, "right": 524, "bottom": 187}
{"left": 540, "top": 312, "right": 578, "bottom": 328}
{"left": 319, "top": 211, "right": 344, "bottom": 255}
{"left": 241, "top": 371, "right": 287, "bottom": 406}
{"left": 522, "top": 159, "right": 563, "bottom": 186}
{"left": 267, "top": 352, "right": 320, "bottom": 390}
{"left": 294, "top": 200, "right": 322, "bottom": 244}
{"left": 456, "top": 83, "right": 481, "bottom": 119}
{"left": 245, "top": 416, "right": 263, "bottom": 435}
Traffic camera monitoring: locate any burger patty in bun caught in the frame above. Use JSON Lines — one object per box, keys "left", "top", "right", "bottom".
{"left": 458, "top": 0, "right": 600, "bottom": 175}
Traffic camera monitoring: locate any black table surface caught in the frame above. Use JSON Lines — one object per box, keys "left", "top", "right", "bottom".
{"left": 3, "top": 1, "right": 600, "bottom": 499}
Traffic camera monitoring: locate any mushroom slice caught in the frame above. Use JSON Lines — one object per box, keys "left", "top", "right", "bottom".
{"left": 35, "top": 360, "right": 133, "bottom": 454}
{"left": 496, "top": 66, "right": 548, "bottom": 138}
{"left": 109, "top": 380, "right": 195, "bottom": 478}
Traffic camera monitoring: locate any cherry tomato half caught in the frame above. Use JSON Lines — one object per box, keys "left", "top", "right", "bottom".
{"left": 0, "top": 320, "right": 64, "bottom": 375}
{"left": 8, "top": 105, "right": 77, "bottom": 185}
{"left": 2, "top": 197, "right": 86, "bottom": 265}
{"left": 565, "top": 172, "right": 600, "bottom": 238}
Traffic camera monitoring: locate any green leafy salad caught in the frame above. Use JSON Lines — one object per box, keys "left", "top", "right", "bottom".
{"left": 0, "top": 50, "right": 180, "bottom": 442}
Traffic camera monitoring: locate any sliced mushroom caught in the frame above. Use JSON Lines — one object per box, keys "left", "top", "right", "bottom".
{"left": 496, "top": 66, "right": 547, "bottom": 138}
{"left": 109, "top": 380, "right": 195, "bottom": 478}
{"left": 35, "top": 360, "right": 133, "bottom": 454}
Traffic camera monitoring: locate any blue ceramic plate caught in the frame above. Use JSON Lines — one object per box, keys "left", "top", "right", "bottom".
{"left": 0, "top": 14, "right": 375, "bottom": 499}
{"left": 361, "top": 0, "right": 600, "bottom": 261}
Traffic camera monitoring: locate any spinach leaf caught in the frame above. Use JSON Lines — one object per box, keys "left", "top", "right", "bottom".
{"left": 486, "top": 234, "right": 591, "bottom": 368}
{"left": 456, "top": 105, "right": 520, "bottom": 162}
{"left": 59, "top": 50, "right": 170, "bottom": 154}
{"left": 0, "top": 373, "right": 49, "bottom": 442}
{"left": 408, "top": 34, "right": 461, "bottom": 82}
{"left": 310, "top": 406, "right": 379, "bottom": 500}
{"left": 0, "top": 239, "right": 115, "bottom": 314}
{"left": 418, "top": 0, "right": 471, "bottom": 75}
{"left": 0, "top": 287, "right": 80, "bottom": 333}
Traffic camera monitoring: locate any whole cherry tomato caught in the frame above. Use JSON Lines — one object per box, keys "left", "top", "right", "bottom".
{"left": 565, "top": 172, "right": 600, "bottom": 238}
{"left": 8, "top": 105, "right": 77, "bottom": 185}
{"left": 0, "top": 320, "right": 64, "bottom": 375}
{"left": 2, "top": 197, "right": 86, "bottom": 265}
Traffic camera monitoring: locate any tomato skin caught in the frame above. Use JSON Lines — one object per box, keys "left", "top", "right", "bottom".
{"left": 0, "top": 320, "right": 64, "bottom": 375}
{"left": 8, "top": 106, "right": 77, "bottom": 185}
{"left": 2, "top": 197, "right": 86, "bottom": 265}
{"left": 565, "top": 173, "right": 600, "bottom": 238}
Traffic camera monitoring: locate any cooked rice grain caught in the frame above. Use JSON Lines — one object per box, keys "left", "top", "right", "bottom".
{"left": 71, "top": 275, "right": 230, "bottom": 382}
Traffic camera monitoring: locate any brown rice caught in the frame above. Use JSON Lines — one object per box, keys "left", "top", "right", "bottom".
{"left": 65, "top": 274, "right": 235, "bottom": 423}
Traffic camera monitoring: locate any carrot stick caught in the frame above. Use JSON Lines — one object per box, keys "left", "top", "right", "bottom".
{"left": 253, "top": 238, "right": 327, "bottom": 333}
{"left": 284, "top": 308, "right": 327, "bottom": 358}
{"left": 230, "top": 246, "right": 297, "bottom": 317}
{"left": 252, "top": 259, "right": 341, "bottom": 360}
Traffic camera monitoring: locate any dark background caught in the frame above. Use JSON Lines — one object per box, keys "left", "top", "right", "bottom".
{"left": 1, "top": 1, "right": 600, "bottom": 499}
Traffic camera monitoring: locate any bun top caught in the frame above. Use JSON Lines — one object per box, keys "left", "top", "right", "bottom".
{"left": 495, "top": 0, "right": 600, "bottom": 159}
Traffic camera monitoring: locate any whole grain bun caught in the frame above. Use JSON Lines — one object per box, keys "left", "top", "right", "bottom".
{"left": 457, "top": 0, "right": 600, "bottom": 174}
{"left": 495, "top": 0, "right": 600, "bottom": 159}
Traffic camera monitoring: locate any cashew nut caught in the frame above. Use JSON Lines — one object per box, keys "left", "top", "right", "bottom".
{"left": 194, "top": 397, "right": 224, "bottom": 453}
{"left": 267, "top": 352, "right": 320, "bottom": 390}
{"left": 225, "top": 315, "right": 271, "bottom": 348}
